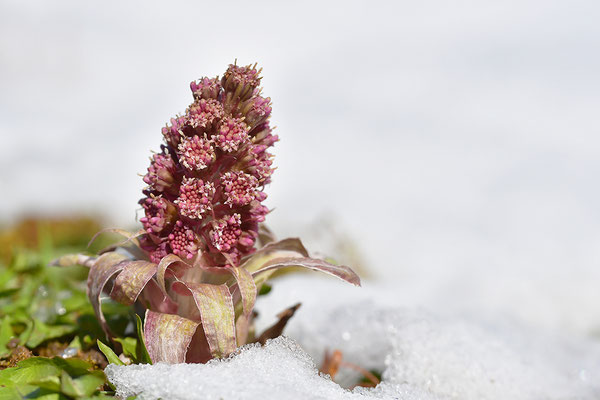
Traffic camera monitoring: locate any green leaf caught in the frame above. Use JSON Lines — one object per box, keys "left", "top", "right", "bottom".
{"left": 60, "top": 369, "right": 105, "bottom": 398}
{"left": 0, "top": 358, "right": 61, "bottom": 386}
{"left": 25, "top": 320, "right": 76, "bottom": 348}
{"left": 50, "top": 357, "right": 93, "bottom": 376}
{"left": 0, "top": 386, "right": 22, "bottom": 400}
{"left": 97, "top": 340, "right": 124, "bottom": 366}
{"left": 0, "top": 316, "right": 14, "bottom": 357}
{"left": 135, "top": 315, "right": 152, "bottom": 364}
{"left": 258, "top": 283, "right": 272, "bottom": 296}
{"left": 0, "top": 288, "right": 19, "bottom": 299}
{"left": 114, "top": 337, "right": 138, "bottom": 362}
{"left": 29, "top": 375, "right": 61, "bottom": 392}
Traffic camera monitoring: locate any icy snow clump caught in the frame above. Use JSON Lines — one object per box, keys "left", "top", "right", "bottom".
{"left": 106, "top": 336, "right": 437, "bottom": 400}
{"left": 106, "top": 279, "right": 600, "bottom": 400}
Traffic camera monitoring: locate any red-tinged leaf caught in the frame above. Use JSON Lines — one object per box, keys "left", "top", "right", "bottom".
{"left": 87, "top": 228, "right": 144, "bottom": 250}
{"left": 239, "top": 238, "right": 309, "bottom": 273}
{"left": 251, "top": 256, "right": 361, "bottom": 288}
{"left": 138, "top": 279, "right": 178, "bottom": 314}
{"left": 143, "top": 310, "right": 199, "bottom": 364}
{"left": 228, "top": 267, "right": 256, "bottom": 345}
{"left": 171, "top": 282, "right": 236, "bottom": 358}
{"left": 97, "top": 240, "right": 148, "bottom": 261}
{"left": 49, "top": 253, "right": 95, "bottom": 268}
{"left": 156, "top": 254, "right": 192, "bottom": 295}
{"left": 257, "top": 224, "right": 276, "bottom": 247}
{"left": 87, "top": 252, "right": 130, "bottom": 337}
{"left": 109, "top": 260, "right": 158, "bottom": 305}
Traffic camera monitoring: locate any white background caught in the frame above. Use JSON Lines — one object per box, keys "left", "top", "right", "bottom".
{"left": 2, "top": 0, "right": 600, "bottom": 332}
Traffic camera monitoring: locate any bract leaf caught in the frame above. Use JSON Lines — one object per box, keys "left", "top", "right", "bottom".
{"left": 251, "top": 256, "right": 361, "bottom": 288}
{"left": 171, "top": 282, "right": 236, "bottom": 358}
{"left": 87, "top": 252, "right": 130, "bottom": 337}
{"left": 138, "top": 279, "right": 178, "bottom": 314}
{"left": 48, "top": 253, "right": 95, "bottom": 268}
{"left": 156, "top": 254, "right": 192, "bottom": 296}
{"left": 257, "top": 224, "right": 276, "bottom": 247}
{"left": 143, "top": 311, "right": 198, "bottom": 364}
{"left": 239, "top": 238, "right": 309, "bottom": 273}
{"left": 227, "top": 267, "right": 256, "bottom": 345}
{"left": 109, "top": 260, "right": 158, "bottom": 305}
{"left": 87, "top": 228, "right": 144, "bottom": 250}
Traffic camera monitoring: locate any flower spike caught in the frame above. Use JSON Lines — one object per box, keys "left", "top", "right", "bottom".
{"left": 60, "top": 62, "right": 361, "bottom": 364}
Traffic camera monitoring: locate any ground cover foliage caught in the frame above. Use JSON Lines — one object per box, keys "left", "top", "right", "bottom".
{"left": 0, "top": 217, "right": 140, "bottom": 399}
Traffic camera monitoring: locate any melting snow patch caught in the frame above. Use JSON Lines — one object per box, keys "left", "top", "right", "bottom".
{"left": 107, "top": 279, "right": 600, "bottom": 400}
{"left": 106, "top": 336, "right": 434, "bottom": 400}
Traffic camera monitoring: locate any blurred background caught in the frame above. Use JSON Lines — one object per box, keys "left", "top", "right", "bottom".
{"left": 1, "top": 1, "right": 599, "bottom": 336}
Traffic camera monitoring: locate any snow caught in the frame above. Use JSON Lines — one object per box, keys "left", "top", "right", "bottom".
{"left": 106, "top": 276, "right": 600, "bottom": 400}
{"left": 106, "top": 336, "right": 437, "bottom": 400}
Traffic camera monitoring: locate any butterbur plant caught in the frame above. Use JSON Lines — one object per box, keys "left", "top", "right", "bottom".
{"left": 55, "top": 62, "right": 360, "bottom": 364}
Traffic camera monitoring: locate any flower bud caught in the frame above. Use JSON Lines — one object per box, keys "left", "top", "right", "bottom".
{"left": 190, "top": 77, "right": 221, "bottom": 100}
{"left": 221, "top": 64, "right": 261, "bottom": 102}
{"left": 143, "top": 152, "right": 178, "bottom": 194}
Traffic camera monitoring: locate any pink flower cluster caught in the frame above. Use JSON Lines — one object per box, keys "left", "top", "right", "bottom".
{"left": 139, "top": 63, "right": 276, "bottom": 267}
